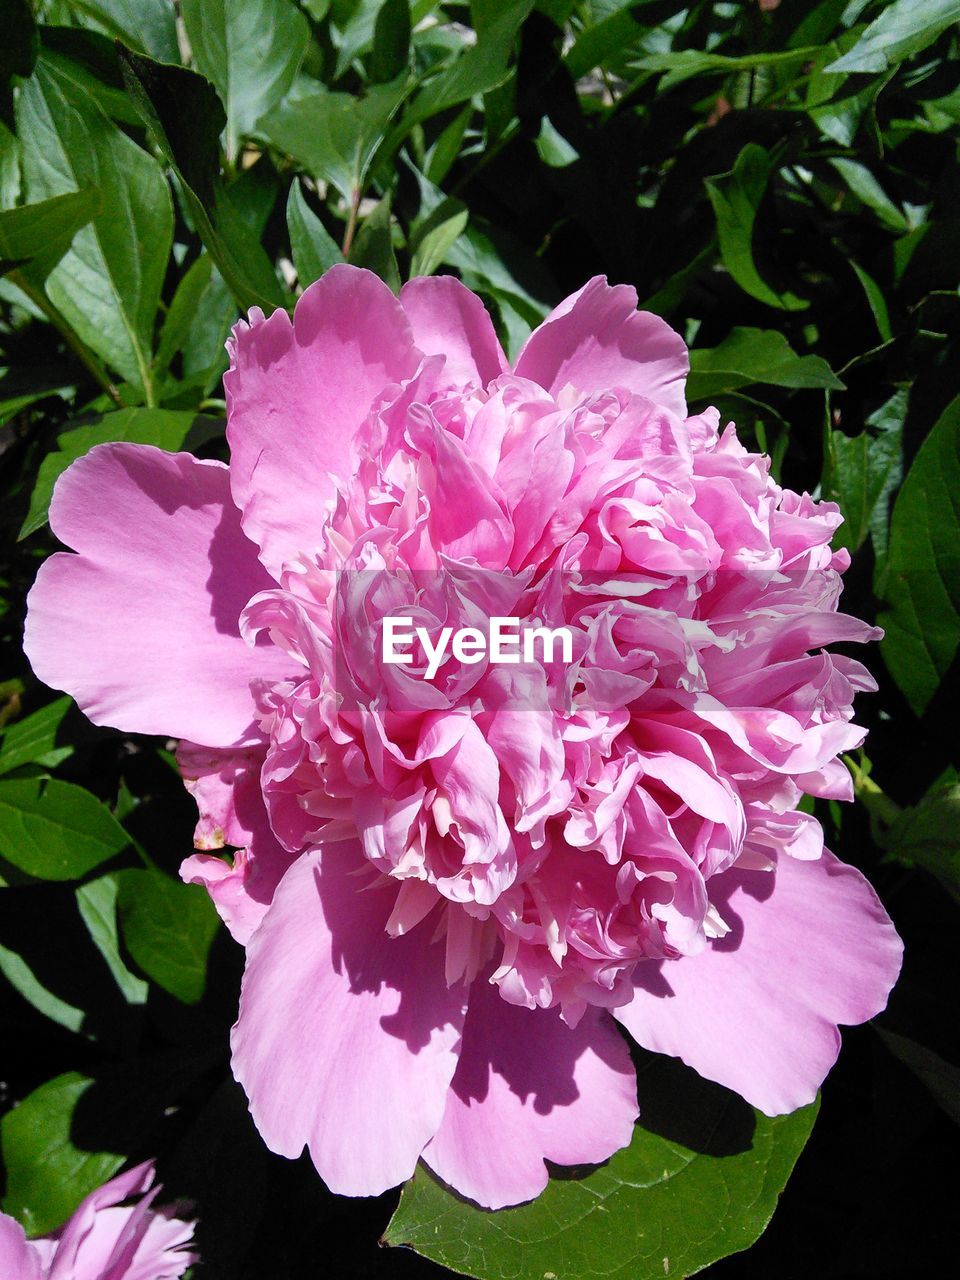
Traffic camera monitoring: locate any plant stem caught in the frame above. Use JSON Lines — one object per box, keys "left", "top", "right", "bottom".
{"left": 342, "top": 187, "right": 362, "bottom": 258}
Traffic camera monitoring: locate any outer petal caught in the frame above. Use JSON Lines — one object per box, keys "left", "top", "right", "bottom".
{"left": 230, "top": 844, "right": 467, "bottom": 1196}
{"left": 24, "top": 444, "right": 288, "bottom": 747}
{"left": 423, "top": 981, "right": 638, "bottom": 1209}
{"left": 226, "top": 265, "right": 420, "bottom": 575}
{"left": 399, "top": 276, "right": 508, "bottom": 390}
{"left": 514, "top": 276, "right": 689, "bottom": 417}
{"left": 0, "top": 1214, "right": 41, "bottom": 1280}
{"left": 615, "top": 852, "right": 903, "bottom": 1115}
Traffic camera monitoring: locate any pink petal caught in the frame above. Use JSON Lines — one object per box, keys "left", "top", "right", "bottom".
{"left": 24, "top": 444, "right": 288, "bottom": 747}
{"left": 230, "top": 843, "right": 467, "bottom": 1196}
{"left": 514, "top": 276, "right": 689, "bottom": 417}
{"left": 423, "top": 979, "right": 638, "bottom": 1209}
{"left": 226, "top": 265, "right": 420, "bottom": 576}
{"left": 400, "top": 276, "right": 508, "bottom": 389}
{"left": 0, "top": 1214, "right": 41, "bottom": 1280}
{"left": 615, "top": 852, "right": 903, "bottom": 1115}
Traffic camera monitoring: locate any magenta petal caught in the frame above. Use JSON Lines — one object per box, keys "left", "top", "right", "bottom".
{"left": 514, "top": 276, "right": 689, "bottom": 417}
{"left": 0, "top": 1214, "right": 41, "bottom": 1280}
{"left": 422, "top": 980, "right": 638, "bottom": 1209}
{"left": 226, "top": 265, "right": 420, "bottom": 576}
{"left": 399, "top": 276, "right": 508, "bottom": 389}
{"left": 231, "top": 844, "right": 467, "bottom": 1196}
{"left": 615, "top": 852, "right": 903, "bottom": 1115}
{"left": 23, "top": 444, "right": 287, "bottom": 747}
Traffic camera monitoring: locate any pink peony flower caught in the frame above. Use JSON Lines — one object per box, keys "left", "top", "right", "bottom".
{"left": 0, "top": 1162, "right": 197, "bottom": 1280}
{"left": 24, "top": 267, "right": 902, "bottom": 1210}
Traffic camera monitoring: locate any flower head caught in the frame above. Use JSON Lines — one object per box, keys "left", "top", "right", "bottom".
{"left": 25, "top": 267, "right": 902, "bottom": 1210}
{"left": 0, "top": 1162, "right": 197, "bottom": 1280}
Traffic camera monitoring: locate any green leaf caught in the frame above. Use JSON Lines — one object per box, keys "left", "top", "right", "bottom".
{"left": 0, "top": 189, "right": 101, "bottom": 288}
{"left": 401, "top": 1, "right": 532, "bottom": 135}
{"left": 16, "top": 59, "right": 173, "bottom": 400}
{"left": 637, "top": 45, "right": 820, "bottom": 92}
{"left": 116, "top": 47, "right": 286, "bottom": 313}
{"left": 260, "top": 76, "right": 408, "bottom": 206}
{"left": 20, "top": 406, "right": 198, "bottom": 538}
{"left": 824, "top": 390, "right": 904, "bottom": 555}
{"left": 706, "top": 145, "right": 808, "bottom": 311}
{"left": 0, "top": 942, "right": 86, "bottom": 1033}
{"left": 181, "top": 0, "right": 310, "bottom": 161}
{"left": 347, "top": 195, "right": 400, "bottom": 292}
{"left": 827, "top": 0, "right": 960, "bottom": 74}
{"left": 876, "top": 1027, "right": 960, "bottom": 1125}
{"left": 848, "top": 258, "right": 893, "bottom": 342}
{"left": 76, "top": 872, "right": 149, "bottom": 1004}
{"left": 1, "top": 1073, "right": 125, "bottom": 1234}
{"left": 287, "top": 179, "right": 343, "bottom": 287}
{"left": 884, "top": 781, "right": 960, "bottom": 902}
{"left": 155, "top": 254, "right": 215, "bottom": 377}
{"left": 68, "top": 0, "right": 181, "bottom": 63}
{"left": 830, "top": 158, "right": 911, "bottom": 233}
{"left": 0, "top": 777, "right": 130, "bottom": 881}
{"left": 878, "top": 395, "right": 960, "bottom": 715}
{"left": 409, "top": 202, "right": 468, "bottom": 278}
{"left": 688, "top": 328, "right": 843, "bottom": 401}
{"left": 385, "top": 1055, "right": 818, "bottom": 1280}
{"left": 371, "top": 0, "right": 411, "bottom": 83}
{"left": 0, "top": 697, "right": 73, "bottom": 776}
{"left": 116, "top": 867, "right": 219, "bottom": 1003}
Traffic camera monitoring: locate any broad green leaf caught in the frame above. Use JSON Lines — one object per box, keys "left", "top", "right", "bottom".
{"left": 20, "top": 406, "right": 198, "bottom": 538}
{"left": 68, "top": 0, "right": 180, "bottom": 63}
{"left": 884, "top": 781, "right": 960, "bottom": 902}
{"left": 878, "top": 396, "right": 960, "bottom": 714}
{"left": 116, "top": 47, "right": 286, "bottom": 313}
{"left": 371, "top": 0, "right": 411, "bottom": 83}
{"left": 386, "top": 1055, "right": 818, "bottom": 1280}
{"left": 181, "top": 0, "right": 310, "bottom": 161}
{"left": 824, "top": 390, "right": 904, "bottom": 554}
{"left": 16, "top": 60, "right": 173, "bottom": 400}
{"left": 347, "top": 195, "right": 400, "bottom": 292}
{"left": 409, "top": 202, "right": 468, "bottom": 277}
{"left": 1, "top": 1053, "right": 212, "bottom": 1235}
{"left": 260, "top": 76, "right": 408, "bottom": 205}
{"left": 688, "top": 328, "right": 843, "bottom": 401}
{"left": 0, "top": 777, "right": 130, "bottom": 880}
{"left": 287, "top": 180, "right": 343, "bottom": 287}
{"left": 706, "top": 145, "right": 808, "bottom": 311}
{"left": 0, "top": 942, "right": 86, "bottom": 1033}
{"left": 0, "top": 697, "right": 73, "bottom": 776}
{"left": 400, "top": 1, "right": 532, "bottom": 134}
{"left": 827, "top": 0, "right": 960, "bottom": 74}
{"left": 1, "top": 1074, "right": 124, "bottom": 1234}
{"left": 0, "top": 189, "right": 100, "bottom": 287}
{"left": 76, "top": 873, "right": 149, "bottom": 1004}
{"left": 116, "top": 867, "right": 219, "bottom": 1003}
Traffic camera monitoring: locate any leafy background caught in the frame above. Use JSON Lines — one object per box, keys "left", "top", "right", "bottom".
{"left": 1, "top": 1, "right": 958, "bottom": 1277}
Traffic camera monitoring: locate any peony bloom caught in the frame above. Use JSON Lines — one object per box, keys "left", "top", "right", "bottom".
{"left": 25, "top": 267, "right": 902, "bottom": 1210}
{"left": 0, "top": 1162, "right": 197, "bottom": 1279}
